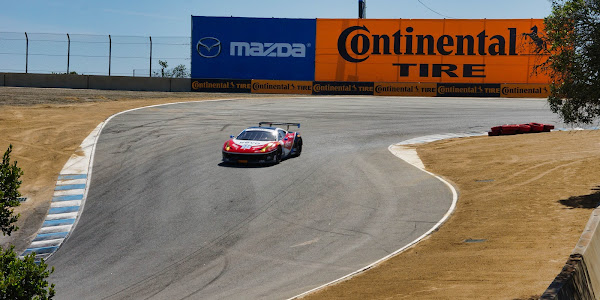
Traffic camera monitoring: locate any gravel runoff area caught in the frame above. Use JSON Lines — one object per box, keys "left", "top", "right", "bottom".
{"left": 1, "top": 86, "right": 599, "bottom": 299}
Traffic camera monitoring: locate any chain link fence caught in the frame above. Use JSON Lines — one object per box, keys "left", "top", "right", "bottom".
{"left": 0, "top": 32, "right": 191, "bottom": 77}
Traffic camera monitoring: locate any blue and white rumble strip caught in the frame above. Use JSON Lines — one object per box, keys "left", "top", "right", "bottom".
{"left": 22, "top": 174, "right": 87, "bottom": 260}
{"left": 21, "top": 123, "right": 104, "bottom": 261}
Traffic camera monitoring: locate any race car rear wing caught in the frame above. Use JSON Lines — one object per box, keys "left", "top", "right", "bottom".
{"left": 259, "top": 122, "right": 301, "bottom": 131}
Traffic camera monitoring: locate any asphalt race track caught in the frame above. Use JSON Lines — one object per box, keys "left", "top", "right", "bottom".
{"left": 48, "top": 97, "right": 563, "bottom": 299}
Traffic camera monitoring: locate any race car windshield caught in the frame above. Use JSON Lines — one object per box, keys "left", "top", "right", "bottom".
{"left": 236, "top": 130, "right": 277, "bottom": 141}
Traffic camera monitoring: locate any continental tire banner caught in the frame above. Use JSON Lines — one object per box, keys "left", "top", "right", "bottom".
{"left": 500, "top": 84, "right": 550, "bottom": 98}
{"left": 191, "top": 79, "right": 251, "bottom": 93}
{"left": 312, "top": 81, "right": 374, "bottom": 95}
{"left": 251, "top": 80, "right": 313, "bottom": 94}
{"left": 437, "top": 83, "right": 501, "bottom": 97}
{"left": 315, "top": 19, "right": 550, "bottom": 84}
{"left": 374, "top": 83, "right": 438, "bottom": 96}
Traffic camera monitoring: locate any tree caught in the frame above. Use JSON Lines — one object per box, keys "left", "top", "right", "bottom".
{"left": 170, "top": 64, "right": 190, "bottom": 78}
{"left": 0, "top": 146, "right": 56, "bottom": 298}
{"left": 541, "top": 0, "right": 600, "bottom": 124}
{"left": 0, "top": 246, "right": 55, "bottom": 299}
{"left": 158, "top": 60, "right": 168, "bottom": 78}
{"left": 153, "top": 60, "right": 190, "bottom": 78}
{"left": 0, "top": 145, "right": 22, "bottom": 236}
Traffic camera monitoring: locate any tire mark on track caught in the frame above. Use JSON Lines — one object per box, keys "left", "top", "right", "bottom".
{"left": 102, "top": 157, "right": 328, "bottom": 299}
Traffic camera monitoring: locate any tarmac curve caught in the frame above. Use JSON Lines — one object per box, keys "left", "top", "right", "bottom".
{"left": 47, "top": 96, "right": 563, "bottom": 299}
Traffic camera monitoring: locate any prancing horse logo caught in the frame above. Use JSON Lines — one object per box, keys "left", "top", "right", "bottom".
{"left": 197, "top": 37, "right": 222, "bottom": 58}
{"left": 522, "top": 26, "right": 548, "bottom": 54}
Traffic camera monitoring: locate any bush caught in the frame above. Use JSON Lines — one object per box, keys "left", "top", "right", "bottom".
{"left": 0, "top": 246, "right": 55, "bottom": 299}
{"left": 0, "top": 145, "right": 22, "bottom": 236}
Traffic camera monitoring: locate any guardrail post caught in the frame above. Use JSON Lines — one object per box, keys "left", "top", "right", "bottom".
{"left": 109, "top": 35, "right": 112, "bottom": 76}
{"left": 149, "top": 36, "right": 152, "bottom": 77}
{"left": 67, "top": 33, "right": 71, "bottom": 74}
{"left": 24, "top": 32, "right": 29, "bottom": 73}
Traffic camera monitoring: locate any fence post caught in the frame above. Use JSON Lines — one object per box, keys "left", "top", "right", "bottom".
{"left": 67, "top": 33, "right": 71, "bottom": 74}
{"left": 149, "top": 36, "right": 152, "bottom": 77}
{"left": 109, "top": 35, "right": 112, "bottom": 76}
{"left": 24, "top": 32, "right": 28, "bottom": 74}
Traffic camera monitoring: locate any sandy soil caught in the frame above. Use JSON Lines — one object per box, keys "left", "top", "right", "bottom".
{"left": 1, "top": 86, "right": 598, "bottom": 299}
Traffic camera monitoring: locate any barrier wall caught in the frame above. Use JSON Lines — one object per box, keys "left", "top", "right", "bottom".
{"left": 5, "top": 73, "right": 89, "bottom": 89}
{"left": 542, "top": 207, "right": 600, "bottom": 299}
{"left": 0, "top": 73, "right": 190, "bottom": 92}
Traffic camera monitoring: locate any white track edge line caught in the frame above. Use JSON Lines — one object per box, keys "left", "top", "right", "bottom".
{"left": 287, "top": 143, "right": 459, "bottom": 300}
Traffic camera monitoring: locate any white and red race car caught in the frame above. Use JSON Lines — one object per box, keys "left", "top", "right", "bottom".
{"left": 222, "top": 122, "right": 302, "bottom": 164}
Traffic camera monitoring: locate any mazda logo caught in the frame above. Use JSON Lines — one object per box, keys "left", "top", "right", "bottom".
{"left": 197, "top": 37, "right": 221, "bottom": 58}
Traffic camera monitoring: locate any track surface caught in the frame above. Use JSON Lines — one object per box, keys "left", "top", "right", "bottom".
{"left": 48, "top": 97, "right": 562, "bottom": 299}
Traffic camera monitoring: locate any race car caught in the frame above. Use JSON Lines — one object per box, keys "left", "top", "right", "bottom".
{"left": 222, "top": 122, "right": 303, "bottom": 164}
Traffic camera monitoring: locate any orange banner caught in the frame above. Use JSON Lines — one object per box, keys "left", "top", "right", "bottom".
{"left": 251, "top": 80, "right": 313, "bottom": 94}
{"left": 315, "top": 19, "right": 550, "bottom": 84}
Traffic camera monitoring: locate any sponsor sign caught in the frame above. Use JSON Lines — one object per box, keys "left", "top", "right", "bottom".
{"left": 251, "top": 80, "right": 313, "bottom": 94}
{"left": 191, "top": 16, "right": 316, "bottom": 81}
{"left": 500, "top": 84, "right": 550, "bottom": 98}
{"left": 374, "top": 82, "right": 438, "bottom": 96}
{"left": 315, "top": 19, "right": 550, "bottom": 84}
{"left": 191, "top": 79, "right": 251, "bottom": 93}
{"left": 436, "top": 83, "right": 501, "bottom": 97}
{"left": 312, "top": 81, "right": 374, "bottom": 95}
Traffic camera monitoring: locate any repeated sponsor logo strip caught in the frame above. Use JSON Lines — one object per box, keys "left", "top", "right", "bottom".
{"left": 193, "top": 79, "right": 551, "bottom": 98}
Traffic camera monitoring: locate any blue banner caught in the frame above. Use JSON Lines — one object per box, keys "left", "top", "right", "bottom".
{"left": 191, "top": 16, "right": 316, "bottom": 81}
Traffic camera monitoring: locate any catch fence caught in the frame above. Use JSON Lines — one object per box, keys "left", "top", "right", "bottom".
{"left": 0, "top": 32, "right": 191, "bottom": 77}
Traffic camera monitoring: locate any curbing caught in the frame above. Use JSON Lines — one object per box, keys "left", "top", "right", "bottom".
{"left": 21, "top": 123, "right": 103, "bottom": 260}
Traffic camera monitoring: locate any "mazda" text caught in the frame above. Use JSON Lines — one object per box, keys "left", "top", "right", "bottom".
{"left": 230, "top": 42, "right": 306, "bottom": 58}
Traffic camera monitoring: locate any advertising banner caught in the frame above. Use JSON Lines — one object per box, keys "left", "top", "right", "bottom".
{"left": 191, "top": 16, "right": 316, "bottom": 81}
{"left": 500, "top": 84, "right": 550, "bottom": 98}
{"left": 315, "top": 19, "right": 550, "bottom": 84}
{"left": 374, "top": 82, "right": 438, "bottom": 96}
{"left": 251, "top": 80, "right": 313, "bottom": 94}
{"left": 436, "top": 83, "right": 501, "bottom": 97}
{"left": 312, "top": 81, "right": 374, "bottom": 95}
{"left": 191, "top": 79, "right": 251, "bottom": 93}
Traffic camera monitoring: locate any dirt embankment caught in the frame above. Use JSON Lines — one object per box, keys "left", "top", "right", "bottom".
{"left": 307, "top": 131, "right": 600, "bottom": 299}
